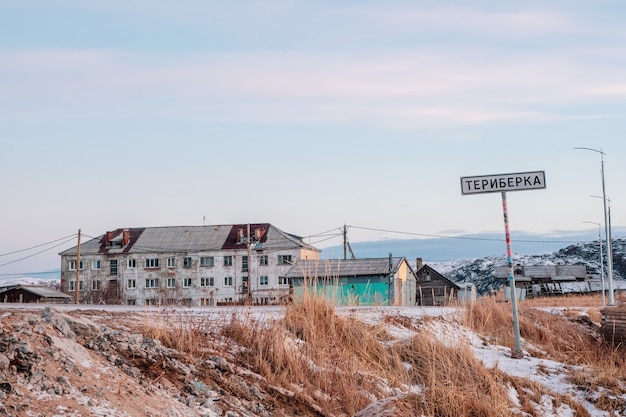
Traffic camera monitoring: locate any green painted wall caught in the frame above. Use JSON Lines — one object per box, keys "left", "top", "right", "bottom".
{"left": 292, "top": 276, "right": 390, "bottom": 306}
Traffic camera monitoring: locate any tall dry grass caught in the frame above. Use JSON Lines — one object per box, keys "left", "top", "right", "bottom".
{"left": 394, "top": 332, "right": 516, "bottom": 417}
{"left": 138, "top": 291, "right": 626, "bottom": 416}
{"left": 223, "top": 288, "right": 409, "bottom": 416}
{"left": 464, "top": 295, "right": 626, "bottom": 415}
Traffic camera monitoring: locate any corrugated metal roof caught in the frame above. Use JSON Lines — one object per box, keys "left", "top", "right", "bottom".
{"left": 284, "top": 257, "right": 404, "bottom": 279}
{"left": 59, "top": 224, "right": 319, "bottom": 256}
{"left": 494, "top": 265, "right": 587, "bottom": 280}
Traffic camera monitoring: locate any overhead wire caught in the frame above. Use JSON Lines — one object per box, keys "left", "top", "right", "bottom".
{"left": 0, "top": 236, "right": 77, "bottom": 268}
{"left": 347, "top": 225, "right": 588, "bottom": 244}
{"left": 0, "top": 234, "right": 77, "bottom": 257}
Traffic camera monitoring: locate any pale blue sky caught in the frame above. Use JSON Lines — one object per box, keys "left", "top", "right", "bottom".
{"left": 1, "top": 1, "right": 626, "bottom": 274}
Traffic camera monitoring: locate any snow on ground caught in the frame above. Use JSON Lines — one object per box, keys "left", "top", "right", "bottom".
{"left": 1, "top": 303, "right": 619, "bottom": 416}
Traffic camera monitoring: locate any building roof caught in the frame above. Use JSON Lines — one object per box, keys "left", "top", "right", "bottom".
{"left": 0, "top": 285, "right": 73, "bottom": 300}
{"left": 494, "top": 264, "right": 587, "bottom": 280}
{"left": 416, "top": 264, "right": 462, "bottom": 289}
{"left": 59, "top": 224, "right": 319, "bottom": 256}
{"left": 284, "top": 257, "right": 407, "bottom": 279}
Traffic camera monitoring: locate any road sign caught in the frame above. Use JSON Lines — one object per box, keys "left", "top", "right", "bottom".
{"left": 460, "top": 171, "right": 546, "bottom": 195}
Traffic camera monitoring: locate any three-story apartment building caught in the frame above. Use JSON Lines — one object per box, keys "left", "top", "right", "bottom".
{"left": 59, "top": 223, "right": 320, "bottom": 306}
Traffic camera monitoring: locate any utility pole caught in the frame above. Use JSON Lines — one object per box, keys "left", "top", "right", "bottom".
{"left": 74, "top": 229, "right": 81, "bottom": 304}
{"left": 342, "top": 224, "right": 356, "bottom": 260}
{"left": 575, "top": 147, "right": 614, "bottom": 305}
{"left": 247, "top": 223, "right": 252, "bottom": 301}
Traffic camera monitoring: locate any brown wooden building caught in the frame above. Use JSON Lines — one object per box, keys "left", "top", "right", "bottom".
{"left": 415, "top": 258, "right": 464, "bottom": 306}
{"left": 0, "top": 285, "right": 73, "bottom": 304}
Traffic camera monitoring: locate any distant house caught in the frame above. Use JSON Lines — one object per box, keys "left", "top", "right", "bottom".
{"left": 59, "top": 224, "right": 320, "bottom": 306}
{"left": 0, "top": 285, "right": 73, "bottom": 304}
{"left": 494, "top": 264, "right": 587, "bottom": 298}
{"left": 415, "top": 258, "right": 467, "bottom": 306}
{"left": 284, "top": 256, "right": 417, "bottom": 306}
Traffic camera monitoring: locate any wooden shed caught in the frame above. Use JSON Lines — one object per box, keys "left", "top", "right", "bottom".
{"left": 415, "top": 258, "right": 462, "bottom": 306}
{"left": 0, "top": 285, "right": 73, "bottom": 304}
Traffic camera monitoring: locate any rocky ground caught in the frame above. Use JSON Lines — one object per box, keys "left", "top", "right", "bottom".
{"left": 0, "top": 306, "right": 321, "bottom": 417}
{"left": 1, "top": 303, "right": 622, "bottom": 417}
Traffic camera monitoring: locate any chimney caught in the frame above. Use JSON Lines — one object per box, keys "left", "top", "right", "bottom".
{"left": 106, "top": 231, "right": 113, "bottom": 246}
{"left": 122, "top": 229, "right": 130, "bottom": 246}
{"left": 416, "top": 258, "right": 423, "bottom": 269}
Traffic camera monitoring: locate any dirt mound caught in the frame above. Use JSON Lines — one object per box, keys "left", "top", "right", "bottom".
{"left": 0, "top": 308, "right": 319, "bottom": 417}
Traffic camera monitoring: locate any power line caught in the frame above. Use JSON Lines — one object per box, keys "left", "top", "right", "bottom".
{"left": 347, "top": 225, "right": 586, "bottom": 244}
{"left": 0, "top": 234, "right": 77, "bottom": 257}
{"left": 0, "top": 237, "right": 77, "bottom": 268}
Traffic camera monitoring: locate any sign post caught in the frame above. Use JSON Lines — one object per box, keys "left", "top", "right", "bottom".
{"left": 461, "top": 170, "right": 546, "bottom": 359}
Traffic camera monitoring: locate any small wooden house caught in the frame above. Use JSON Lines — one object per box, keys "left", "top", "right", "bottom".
{"left": 284, "top": 256, "right": 417, "bottom": 306}
{"left": 0, "top": 285, "right": 73, "bottom": 304}
{"left": 415, "top": 258, "right": 464, "bottom": 306}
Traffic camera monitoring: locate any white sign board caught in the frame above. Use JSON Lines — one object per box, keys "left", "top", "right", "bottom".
{"left": 460, "top": 171, "right": 546, "bottom": 195}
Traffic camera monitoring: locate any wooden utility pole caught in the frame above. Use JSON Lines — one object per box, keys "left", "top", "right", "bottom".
{"left": 343, "top": 224, "right": 347, "bottom": 260}
{"left": 74, "top": 229, "right": 81, "bottom": 304}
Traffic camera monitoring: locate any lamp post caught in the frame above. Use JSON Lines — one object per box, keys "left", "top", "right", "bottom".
{"left": 574, "top": 147, "right": 615, "bottom": 306}
{"left": 583, "top": 221, "right": 605, "bottom": 307}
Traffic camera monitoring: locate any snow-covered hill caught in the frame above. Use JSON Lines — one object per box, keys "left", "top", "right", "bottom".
{"left": 432, "top": 238, "right": 626, "bottom": 295}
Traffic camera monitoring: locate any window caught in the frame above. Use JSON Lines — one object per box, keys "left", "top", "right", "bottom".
{"left": 145, "top": 278, "right": 159, "bottom": 288}
{"left": 110, "top": 260, "right": 118, "bottom": 276}
{"left": 259, "top": 255, "right": 268, "bottom": 266}
{"left": 69, "top": 260, "right": 84, "bottom": 271}
{"left": 126, "top": 299, "right": 136, "bottom": 305}
{"left": 183, "top": 257, "right": 192, "bottom": 268}
{"left": 201, "top": 277, "right": 214, "bottom": 287}
{"left": 278, "top": 255, "right": 293, "bottom": 265}
{"left": 108, "top": 240, "right": 123, "bottom": 249}
{"left": 167, "top": 257, "right": 176, "bottom": 268}
{"left": 183, "top": 278, "right": 193, "bottom": 288}
{"left": 200, "top": 256, "right": 214, "bottom": 267}
{"left": 278, "top": 276, "right": 288, "bottom": 285}
{"left": 242, "top": 256, "right": 248, "bottom": 272}
{"left": 127, "top": 259, "right": 137, "bottom": 269}
{"left": 92, "top": 280, "right": 101, "bottom": 291}
{"left": 423, "top": 271, "right": 431, "bottom": 282}
{"left": 167, "top": 278, "right": 176, "bottom": 288}
{"left": 145, "top": 258, "right": 159, "bottom": 268}
{"left": 92, "top": 260, "right": 101, "bottom": 270}
{"left": 224, "top": 276, "right": 233, "bottom": 286}
{"left": 199, "top": 298, "right": 214, "bottom": 307}
{"left": 260, "top": 276, "right": 268, "bottom": 286}
{"left": 127, "top": 279, "right": 136, "bottom": 289}
{"left": 223, "top": 256, "right": 233, "bottom": 266}
{"left": 69, "top": 280, "right": 84, "bottom": 291}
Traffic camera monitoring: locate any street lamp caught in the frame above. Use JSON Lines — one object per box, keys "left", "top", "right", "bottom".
{"left": 574, "top": 147, "right": 615, "bottom": 306}
{"left": 583, "top": 221, "right": 605, "bottom": 307}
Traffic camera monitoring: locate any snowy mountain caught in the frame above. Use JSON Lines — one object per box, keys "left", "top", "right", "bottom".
{"left": 432, "top": 238, "right": 626, "bottom": 295}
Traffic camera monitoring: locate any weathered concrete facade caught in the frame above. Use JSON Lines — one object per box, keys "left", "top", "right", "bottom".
{"left": 59, "top": 224, "right": 320, "bottom": 306}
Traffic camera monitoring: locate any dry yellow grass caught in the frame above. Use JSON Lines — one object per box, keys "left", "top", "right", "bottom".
{"left": 464, "top": 295, "right": 626, "bottom": 415}
{"left": 223, "top": 289, "right": 409, "bottom": 416}
{"left": 139, "top": 291, "right": 626, "bottom": 416}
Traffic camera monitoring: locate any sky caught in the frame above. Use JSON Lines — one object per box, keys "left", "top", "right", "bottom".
{"left": 2, "top": 1, "right": 626, "bottom": 275}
